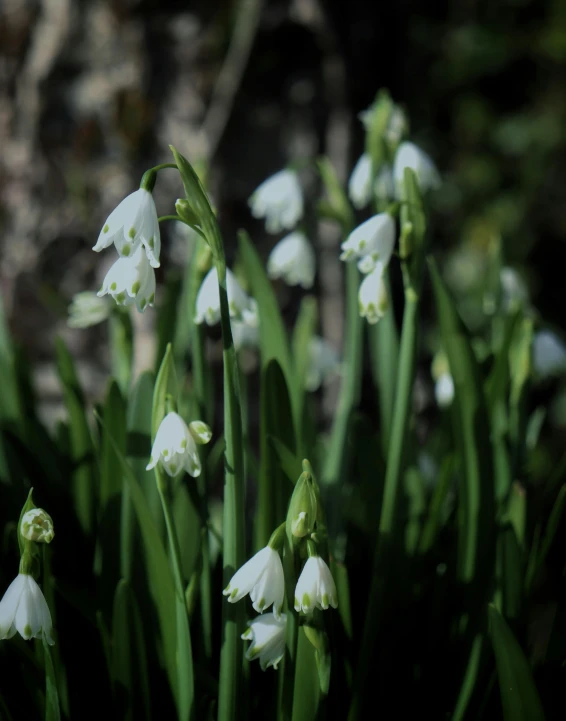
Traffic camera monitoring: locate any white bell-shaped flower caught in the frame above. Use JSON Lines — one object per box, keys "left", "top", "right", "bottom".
{"left": 0, "top": 573, "right": 54, "bottom": 645}
{"left": 435, "top": 373, "right": 455, "bottom": 408}
{"left": 97, "top": 245, "right": 156, "bottom": 313}
{"left": 249, "top": 170, "right": 303, "bottom": 234}
{"left": 93, "top": 188, "right": 161, "bottom": 268}
{"left": 306, "top": 336, "right": 341, "bottom": 392}
{"left": 393, "top": 141, "right": 440, "bottom": 196}
{"left": 340, "top": 214, "right": 395, "bottom": 275}
{"left": 348, "top": 153, "right": 372, "bottom": 210}
{"left": 533, "top": 330, "right": 566, "bottom": 379}
{"left": 68, "top": 292, "right": 112, "bottom": 328}
{"left": 359, "top": 262, "right": 389, "bottom": 324}
{"left": 241, "top": 613, "right": 286, "bottom": 671}
{"left": 267, "top": 231, "right": 315, "bottom": 289}
{"left": 223, "top": 546, "right": 284, "bottom": 617}
{"left": 294, "top": 556, "right": 338, "bottom": 614}
{"left": 146, "top": 412, "right": 211, "bottom": 478}
{"left": 232, "top": 319, "right": 260, "bottom": 352}
{"left": 194, "top": 267, "right": 258, "bottom": 327}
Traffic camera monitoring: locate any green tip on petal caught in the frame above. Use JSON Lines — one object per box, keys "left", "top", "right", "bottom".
{"left": 128, "top": 227, "right": 136, "bottom": 239}
{"left": 230, "top": 588, "right": 239, "bottom": 600}
{"left": 110, "top": 282, "right": 117, "bottom": 291}
{"left": 169, "top": 463, "right": 177, "bottom": 474}
{"left": 181, "top": 439, "right": 187, "bottom": 449}
{"left": 163, "top": 449, "right": 169, "bottom": 457}
{"left": 131, "top": 281, "right": 141, "bottom": 295}
{"left": 122, "top": 243, "right": 131, "bottom": 256}
{"left": 148, "top": 293, "right": 154, "bottom": 304}
{"left": 302, "top": 592, "right": 311, "bottom": 609}
{"left": 321, "top": 593, "right": 329, "bottom": 609}
{"left": 257, "top": 598, "right": 265, "bottom": 611}
{"left": 103, "top": 224, "right": 109, "bottom": 234}
{"left": 23, "top": 624, "right": 32, "bottom": 638}
{"left": 148, "top": 237, "right": 154, "bottom": 249}
{"left": 115, "top": 291, "right": 126, "bottom": 304}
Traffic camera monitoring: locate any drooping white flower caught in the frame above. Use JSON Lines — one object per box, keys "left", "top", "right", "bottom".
{"left": 294, "top": 556, "right": 338, "bottom": 614}
{"left": 0, "top": 573, "right": 54, "bottom": 645}
{"left": 97, "top": 246, "right": 156, "bottom": 313}
{"left": 194, "top": 267, "right": 258, "bottom": 327}
{"left": 146, "top": 412, "right": 212, "bottom": 478}
{"left": 305, "top": 336, "right": 341, "bottom": 392}
{"left": 241, "top": 613, "right": 286, "bottom": 671}
{"left": 340, "top": 213, "right": 396, "bottom": 275}
{"left": 232, "top": 320, "right": 260, "bottom": 352}
{"left": 223, "top": 546, "right": 284, "bottom": 617}
{"left": 500, "top": 267, "right": 528, "bottom": 311}
{"left": 393, "top": 141, "right": 440, "bottom": 196}
{"left": 533, "top": 330, "right": 566, "bottom": 379}
{"left": 348, "top": 153, "right": 373, "bottom": 210}
{"left": 267, "top": 231, "right": 316, "bottom": 289}
{"left": 249, "top": 170, "right": 303, "bottom": 234}
{"left": 435, "top": 373, "right": 455, "bottom": 408}
{"left": 21, "top": 509, "right": 54, "bottom": 544}
{"left": 358, "top": 262, "right": 388, "bottom": 324}
{"left": 67, "top": 292, "right": 112, "bottom": 329}
{"left": 93, "top": 188, "right": 161, "bottom": 268}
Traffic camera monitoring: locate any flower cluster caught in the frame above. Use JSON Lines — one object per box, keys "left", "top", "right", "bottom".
{"left": 93, "top": 186, "right": 161, "bottom": 313}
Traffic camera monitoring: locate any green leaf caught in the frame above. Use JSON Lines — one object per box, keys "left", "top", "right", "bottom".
{"left": 111, "top": 579, "right": 151, "bottom": 721}
{"left": 94, "top": 410, "right": 179, "bottom": 711}
{"left": 152, "top": 343, "right": 178, "bottom": 440}
{"left": 55, "top": 337, "right": 96, "bottom": 535}
{"left": 489, "top": 604, "right": 546, "bottom": 721}
{"left": 109, "top": 311, "right": 133, "bottom": 396}
{"left": 43, "top": 639, "right": 61, "bottom": 721}
{"left": 428, "top": 258, "right": 495, "bottom": 585}
{"left": 100, "top": 380, "right": 127, "bottom": 508}
{"left": 270, "top": 436, "right": 302, "bottom": 487}
{"left": 255, "top": 359, "right": 296, "bottom": 550}
{"left": 316, "top": 157, "right": 354, "bottom": 232}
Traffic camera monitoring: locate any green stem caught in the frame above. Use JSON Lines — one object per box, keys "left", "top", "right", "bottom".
{"left": 322, "top": 261, "right": 363, "bottom": 489}
{"left": 157, "top": 474, "right": 195, "bottom": 720}
{"left": 217, "top": 274, "right": 246, "bottom": 721}
{"left": 349, "top": 282, "right": 420, "bottom": 719}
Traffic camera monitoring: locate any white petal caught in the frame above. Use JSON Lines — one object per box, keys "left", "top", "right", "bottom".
{"left": 194, "top": 268, "right": 221, "bottom": 325}
{"left": 0, "top": 575, "right": 26, "bottom": 638}
{"left": 341, "top": 214, "right": 395, "bottom": 265}
{"left": 435, "top": 373, "right": 455, "bottom": 408}
{"left": 249, "top": 550, "right": 284, "bottom": 616}
{"left": 267, "top": 232, "right": 316, "bottom": 289}
{"left": 393, "top": 142, "right": 440, "bottom": 196}
{"left": 359, "top": 263, "right": 388, "bottom": 324}
{"left": 348, "top": 153, "right": 373, "bottom": 210}
{"left": 294, "top": 557, "right": 319, "bottom": 614}
{"left": 93, "top": 191, "right": 142, "bottom": 252}
{"left": 223, "top": 547, "right": 272, "bottom": 603}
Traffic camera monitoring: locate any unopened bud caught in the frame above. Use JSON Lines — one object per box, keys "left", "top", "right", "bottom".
{"left": 21, "top": 508, "right": 54, "bottom": 544}
{"left": 287, "top": 463, "right": 318, "bottom": 538}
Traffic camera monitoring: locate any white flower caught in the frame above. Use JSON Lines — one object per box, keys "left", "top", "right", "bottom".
{"left": 249, "top": 170, "right": 303, "bottom": 234}
{"left": 435, "top": 373, "right": 455, "bottom": 408}
{"left": 374, "top": 165, "right": 395, "bottom": 202}
{"left": 348, "top": 153, "right": 372, "bottom": 210}
{"left": 393, "top": 141, "right": 440, "bottom": 196}
{"left": 500, "top": 267, "right": 528, "bottom": 311}
{"left": 93, "top": 188, "right": 161, "bottom": 268}
{"left": 267, "top": 231, "right": 315, "bottom": 289}
{"left": 306, "top": 336, "right": 341, "bottom": 392}
{"left": 241, "top": 613, "right": 286, "bottom": 671}
{"left": 384, "top": 105, "right": 408, "bottom": 146}
{"left": 294, "top": 556, "right": 338, "bottom": 614}
{"left": 340, "top": 213, "right": 396, "bottom": 274}
{"left": 0, "top": 573, "right": 54, "bottom": 645}
{"left": 68, "top": 292, "right": 112, "bottom": 328}
{"left": 232, "top": 320, "right": 259, "bottom": 352}
{"left": 223, "top": 546, "right": 284, "bottom": 617}
{"left": 533, "top": 330, "right": 566, "bottom": 378}
{"left": 21, "top": 509, "right": 54, "bottom": 544}
{"left": 194, "top": 267, "right": 258, "bottom": 327}
{"left": 359, "top": 262, "right": 388, "bottom": 324}
{"left": 146, "top": 412, "right": 212, "bottom": 477}
{"left": 97, "top": 246, "right": 156, "bottom": 313}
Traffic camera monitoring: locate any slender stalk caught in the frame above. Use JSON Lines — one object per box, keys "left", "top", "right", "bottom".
{"left": 349, "top": 283, "right": 420, "bottom": 719}
{"left": 157, "top": 473, "right": 195, "bottom": 720}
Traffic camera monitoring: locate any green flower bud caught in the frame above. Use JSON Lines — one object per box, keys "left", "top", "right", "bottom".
{"left": 20, "top": 508, "right": 55, "bottom": 544}
{"left": 175, "top": 198, "right": 200, "bottom": 228}
{"left": 287, "top": 460, "right": 318, "bottom": 538}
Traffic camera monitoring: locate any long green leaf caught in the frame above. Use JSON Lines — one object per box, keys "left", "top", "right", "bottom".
{"left": 489, "top": 604, "right": 546, "bottom": 721}
{"left": 43, "top": 639, "right": 61, "bottom": 721}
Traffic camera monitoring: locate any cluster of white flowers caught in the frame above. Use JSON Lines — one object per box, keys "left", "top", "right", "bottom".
{"left": 93, "top": 187, "right": 161, "bottom": 313}
{"left": 249, "top": 169, "right": 317, "bottom": 291}
{"left": 194, "top": 267, "right": 259, "bottom": 328}
{"left": 223, "top": 543, "right": 337, "bottom": 671}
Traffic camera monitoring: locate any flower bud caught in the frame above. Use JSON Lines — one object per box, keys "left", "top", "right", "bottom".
{"left": 20, "top": 508, "right": 54, "bottom": 544}
{"left": 287, "top": 465, "right": 318, "bottom": 538}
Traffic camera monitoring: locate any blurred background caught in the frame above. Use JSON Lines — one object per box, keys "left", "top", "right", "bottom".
{"left": 1, "top": 0, "right": 566, "bottom": 452}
